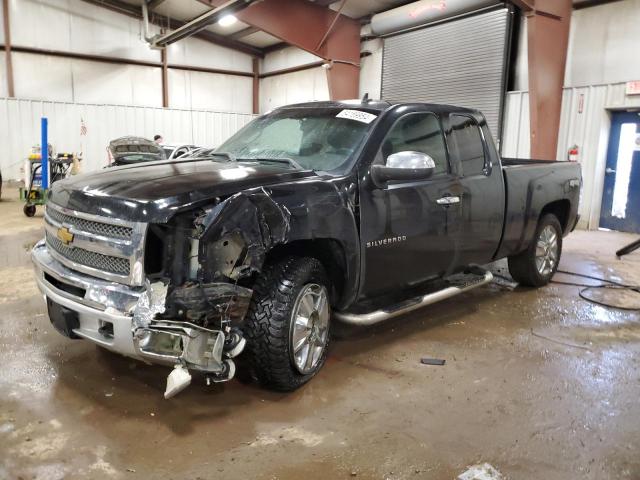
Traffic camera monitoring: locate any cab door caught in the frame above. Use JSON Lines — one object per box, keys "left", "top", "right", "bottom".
{"left": 444, "top": 113, "right": 505, "bottom": 267}
{"left": 357, "top": 110, "right": 461, "bottom": 299}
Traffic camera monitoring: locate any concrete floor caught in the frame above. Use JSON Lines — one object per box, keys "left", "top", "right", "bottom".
{"left": 0, "top": 188, "right": 639, "bottom": 480}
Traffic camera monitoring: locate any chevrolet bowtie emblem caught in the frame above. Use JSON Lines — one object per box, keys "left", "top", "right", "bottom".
{"left": 57, "top": 227, "right": 74, "bottom": 245}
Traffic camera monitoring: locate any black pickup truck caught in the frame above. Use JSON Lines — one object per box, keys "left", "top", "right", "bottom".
{"left": 32, "top": 99, "right": 581, "bottom": 397}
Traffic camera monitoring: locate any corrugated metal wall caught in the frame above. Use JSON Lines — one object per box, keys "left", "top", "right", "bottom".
{"left": 0, "top": 98, "right": 257, "bottom": 181}
{"left": 502, "top": 83, "right": 640, "bottom": 229}
{"left": 501, "top": 91, "right": 530, "bottom": 158}
{"left": 0, "top": 0, "right": 254, "bottom": 111}
{"left": 381, "top": 8, "right": 510, "bottom": 140}
{"left": 259, "top": 47, "right": 329, "bottom": 113}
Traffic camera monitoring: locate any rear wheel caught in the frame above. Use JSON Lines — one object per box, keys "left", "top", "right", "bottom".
{"left": 508, "top": 214, "right": 562, "bottom": 287}
{"left": 243, "top": 256, "right": 331, "bottom": 391}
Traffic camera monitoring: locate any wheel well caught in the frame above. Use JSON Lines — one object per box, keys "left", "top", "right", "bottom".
{"left": 264, "top": 239, "right": 347, "bottom": 304}
{"left": 540, "top": 199, "right": 570, "bottom": 233}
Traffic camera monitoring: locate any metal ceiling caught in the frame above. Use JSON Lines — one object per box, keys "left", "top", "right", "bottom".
{"left": 108, "top": 0, "right": 411, "bottom": 54}
{"left": 88, "top": 0, "right": 608, "bottom": 56}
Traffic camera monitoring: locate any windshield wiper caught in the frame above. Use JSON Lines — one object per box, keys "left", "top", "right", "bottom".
{"left": 238, "top": 157, "right": 304, "bottom": 170}
{"left": 190, "top": 150, "right": 236, "bottom": 161}
{"left": 209, "top": 151, "right": 236, "bottom": 162}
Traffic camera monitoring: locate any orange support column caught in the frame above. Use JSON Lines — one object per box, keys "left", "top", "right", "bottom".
{"left": 526, "top": 0, "right": 572, "bottom": 159}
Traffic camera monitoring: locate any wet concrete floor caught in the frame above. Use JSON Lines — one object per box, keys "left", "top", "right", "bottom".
{"left": 0, "top": 188, "right": 639, "bottom": 479}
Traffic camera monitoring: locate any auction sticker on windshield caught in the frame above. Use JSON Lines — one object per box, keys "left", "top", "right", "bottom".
{"left": 336, "top": 109, "right": 378, "bottom": 124}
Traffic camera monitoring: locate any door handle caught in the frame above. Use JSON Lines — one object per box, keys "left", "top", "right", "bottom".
{"left": 605, "top": 167, "right": 616, "bottom": 174}
{"left": 436, "top": 196, "right": 461, "bottom": 205}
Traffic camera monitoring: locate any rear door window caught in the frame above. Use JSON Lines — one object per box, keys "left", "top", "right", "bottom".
{"left": 448, "top": 115, "right": 486, "bottom": 176}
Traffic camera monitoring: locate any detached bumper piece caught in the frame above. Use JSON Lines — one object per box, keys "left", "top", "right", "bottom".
{"left": 134, "top": 321, "right": 244, "bottom": 398}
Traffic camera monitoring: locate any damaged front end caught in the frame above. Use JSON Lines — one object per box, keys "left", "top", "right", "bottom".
{"left": 128, "top": 190, "right": 290, "bottom": 397}
{"left": 31, "top": 188, "right": 291, "bottom": 398}
{"left": 130, "top": 281, "right": 249, "bottom": 398}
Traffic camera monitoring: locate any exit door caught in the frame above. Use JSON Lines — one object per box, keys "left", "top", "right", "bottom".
{"left": 600, "top": 111, "right": 640, "bottom": 233}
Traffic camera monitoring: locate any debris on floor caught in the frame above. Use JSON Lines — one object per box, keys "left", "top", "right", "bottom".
{"left": 530, "top": 328, "right": 592, "bottom": 351}
{"left": 457, "top": 463, "right": 503, "bottom": 480}
{"left": 420, "top": 357, "right": 446, "bottom": 366}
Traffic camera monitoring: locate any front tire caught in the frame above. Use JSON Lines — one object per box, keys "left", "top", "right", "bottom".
{"left": 243, "top": 256, "right": 331, "bottom": 391}
{"left": 508, "top": 214, "right": 563, "bottom": 287}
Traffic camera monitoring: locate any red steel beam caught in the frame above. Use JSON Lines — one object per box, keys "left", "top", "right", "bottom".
{"left": 526, "top": 0, "right": 572, "bottom": 159}
{"left": 198, "top": 0, "right": 361, "bottom": 100}
{"left": 0, "top": 44, "right": 254, "bottom": 78}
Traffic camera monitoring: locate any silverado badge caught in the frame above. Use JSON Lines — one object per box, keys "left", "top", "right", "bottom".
{"left": 57, "top": 227, "right": 74, "bottom": 245}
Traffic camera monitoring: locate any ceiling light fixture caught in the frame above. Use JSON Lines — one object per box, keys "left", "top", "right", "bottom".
{"left": 218, "top": 14, "right": 238, "bottom": 27}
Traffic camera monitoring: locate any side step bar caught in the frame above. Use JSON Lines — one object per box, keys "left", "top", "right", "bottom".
{"left": 334, "top": 269, "right": 493, "bottom": 326}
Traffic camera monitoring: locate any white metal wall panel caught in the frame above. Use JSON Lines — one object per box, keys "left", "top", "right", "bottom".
{"left": 10, "top": 53, "right": 254, "bottom": 111}
{"left": 167, "top": 69, "right": 191, "bottom": 110}
{"left": 261, "top": 47, "right": 323, "bottom": 74}
{"left": 260, "top": 67, "right": 330, "bottom": 113}
{"left": 6, "top": 0, "right": 255, "bottom": 110}
{"left": 9, "top": 0, "right": 161, "bottom": 63}
{"left": 565, "top": 0, "right": 640, "bottom": 87}
{"left": 167, "top": 69, "right": 253, "bottom": 113}
{"left": 501, "top": 91, "right": 530, "bottom": 158}
{"left": 12, "top": 52, "right": 164, "bottom": 107}
{"left": 0, "top": 53, "right": 7, "bottom": 98}
{"left": 72, "top": 60, "right": 163, "bottom": 107}
{"left": 0, "top": 97, "right": 257, "bottom": 181}
{"left": 167, "top": 36, "right": 253, "bottom": 73}
{"left": 188, "top": 71, "right": 253, "bottom": 113}
{"left": 13, "top": 52, "right": 74, "bottom": 103}
{"left": 502, "top": 83, "right": 640, "bottom": 230}
{"left": 381, "top": 8, "right": 510, "bottom": 140}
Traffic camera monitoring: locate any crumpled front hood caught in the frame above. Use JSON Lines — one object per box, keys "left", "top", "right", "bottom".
{"left": 49, "top": 158, "right": 315, "bottom": 223}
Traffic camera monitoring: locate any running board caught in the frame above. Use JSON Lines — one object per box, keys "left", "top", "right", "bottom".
{"left": 334, "top": 269, "right": 493, "bottom": 326}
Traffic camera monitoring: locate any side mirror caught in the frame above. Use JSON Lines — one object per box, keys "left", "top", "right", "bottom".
{"left": 371, "top": 151, "right": 436, "bottom": 187}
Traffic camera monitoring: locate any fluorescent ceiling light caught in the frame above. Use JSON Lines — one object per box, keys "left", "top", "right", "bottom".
{"left": 218, "top": 14, "right": 237, "bottom": 27}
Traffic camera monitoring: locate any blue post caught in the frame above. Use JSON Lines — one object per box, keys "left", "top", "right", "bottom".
{"left": 41, "top": 117, "right": 49, "bottom": 189}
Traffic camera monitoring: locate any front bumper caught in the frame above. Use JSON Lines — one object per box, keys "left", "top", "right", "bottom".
{"left": 33, "top": 240, "right": 143, "bottom": 357}
{"left": 31, "top": 240, "right": 231, "bottom": 373}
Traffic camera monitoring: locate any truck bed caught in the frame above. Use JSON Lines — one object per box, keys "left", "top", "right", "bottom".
{"left": 501, "top": 157, "right": 567, "bottom": 166}
{"left": 495, "top": 159, "right": 581, "bottom": 260}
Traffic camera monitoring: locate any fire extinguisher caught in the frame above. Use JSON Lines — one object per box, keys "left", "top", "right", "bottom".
{"left": 568, "top": 144, "right": 579, "bottom": 162}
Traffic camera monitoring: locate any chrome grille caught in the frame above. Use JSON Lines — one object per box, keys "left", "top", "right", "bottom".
{"left": 43, "top": 203, "right": 146, "bottom": 285}
{"left": 46, "top": 232, "right": 130, "bottom": 276}
{"left": 46, "top": 207, "right": 133, "bottom": 239}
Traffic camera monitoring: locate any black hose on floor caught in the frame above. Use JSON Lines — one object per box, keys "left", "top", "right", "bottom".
{"left": 551, "top": 270, "right": 640, "bottom": 311}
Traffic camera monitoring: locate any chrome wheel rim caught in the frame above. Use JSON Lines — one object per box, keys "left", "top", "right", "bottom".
{"left": 290, "top": 284, "right": 329, "bottom": 375}
{"left": 535, "top": 225, "right": 559, "bottom": 276}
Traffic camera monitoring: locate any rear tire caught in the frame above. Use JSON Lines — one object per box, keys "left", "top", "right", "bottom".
{"left": 243, "top": 256, "right": 331, "bottom": 392}
{"left": 508, "top": 214, "right": 563, "bottom": 287}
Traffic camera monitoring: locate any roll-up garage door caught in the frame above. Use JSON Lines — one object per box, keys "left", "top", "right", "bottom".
{"left": 381, "top": 7, "right": 511, "bottom": 142}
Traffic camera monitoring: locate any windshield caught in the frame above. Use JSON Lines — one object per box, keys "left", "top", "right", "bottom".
{"left": 215, "top": 107, "right": 378, "bottom": 172}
